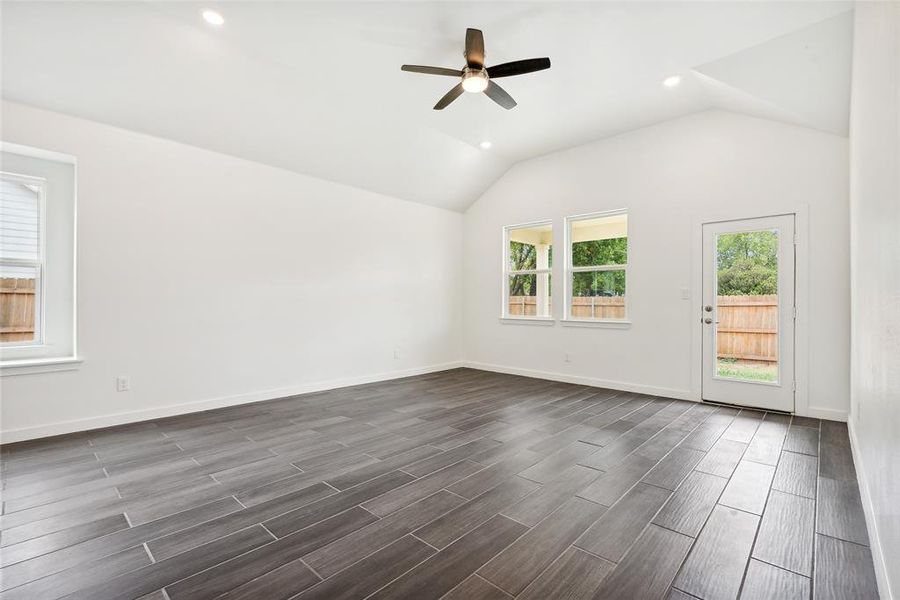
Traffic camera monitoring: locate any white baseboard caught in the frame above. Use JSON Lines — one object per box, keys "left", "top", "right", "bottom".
{"left": 802, "top": 406, "right": 849, "bottom": 422}
{"left": 0, "top": 361, "right": 464, "bottom": 444}
{"left": 848, "top": 417, "right": 894, "bottom": 600}
{"left": 463, "top": 361, "right": 696, "bottom": 401}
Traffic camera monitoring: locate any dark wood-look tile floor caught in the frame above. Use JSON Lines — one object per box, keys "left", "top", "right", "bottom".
{"left": 0, "top": 369, "right": 879, "bottom": 599}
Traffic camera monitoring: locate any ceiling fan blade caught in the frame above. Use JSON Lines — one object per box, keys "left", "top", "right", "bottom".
{"left": 434, "top": 83, "right": 465, "bottom": 110}
{"left": 484, "top": 81, "right": 517, "bottom": 110}
{"left": 487, "top": 57, "right": 551, "bottom": 78}
{"left": 465, "top": 28, "right": 485, "bottom": 68}
{"left": 401, "top": 65, "right": 463, "bottom": 77}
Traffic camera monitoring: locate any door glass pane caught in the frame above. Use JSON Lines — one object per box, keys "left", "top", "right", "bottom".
{"left": 715, "top": 230, "right": 778, "bottom": 383}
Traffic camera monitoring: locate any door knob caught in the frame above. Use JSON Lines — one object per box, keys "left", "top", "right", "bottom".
{"left": 704, "top": 317, "right": 713, "bottom": 324}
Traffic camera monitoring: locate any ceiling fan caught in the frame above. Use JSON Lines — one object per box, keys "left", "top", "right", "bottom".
{"left": 401, "top": 28, "right": 551, "bottom": 110}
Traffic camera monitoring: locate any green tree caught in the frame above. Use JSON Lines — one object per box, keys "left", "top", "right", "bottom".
{"left": 572, "top": 238, "right": 627, "bottom": 296}
{"left": 716, "top": 231, "right": 777, "bottom": 295}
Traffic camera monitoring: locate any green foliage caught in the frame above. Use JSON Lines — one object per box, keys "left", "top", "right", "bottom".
{"left": 716, "top": 231, "right": 778, "bottom": 295}
{"left": 572, "top": 237, "right": 626, "bottom": 267}
{"left": 572, "top": 238, "right": 626, "bottom": 296}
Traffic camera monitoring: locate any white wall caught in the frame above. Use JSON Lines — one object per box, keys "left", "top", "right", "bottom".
{"left": 848, "top": 3, "right": 900, "bottom": 598}
{"left": 0, "top": 101, "right": 463, "bottom": 442}
{"left": 463, "top": 110, "right": 850, "bottom": 420}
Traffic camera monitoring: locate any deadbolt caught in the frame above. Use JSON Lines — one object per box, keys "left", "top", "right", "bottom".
{"left": 704, "top": 305, "right": 713, "bottom": 312}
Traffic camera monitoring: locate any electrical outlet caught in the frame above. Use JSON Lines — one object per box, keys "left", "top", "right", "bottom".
{"left": 393, "top": 348, "right": 401, "bottom": 360}
{"left": 116, "top": 376, "right": 130, "bottom": 392}
{"left": 564, "top": 353, "right": 571, "bottom": 363}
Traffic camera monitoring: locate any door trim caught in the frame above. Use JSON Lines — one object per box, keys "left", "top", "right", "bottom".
{"left": 690, "top": 205, "right": 811, "bottom": 417}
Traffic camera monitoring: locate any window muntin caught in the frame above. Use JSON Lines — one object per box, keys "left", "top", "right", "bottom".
{"left": 0, "top": 173, "right": 44, "bottom": 346}
{"left": 504, "top": 222, "right": 552, "bottom": 318}
{"left": 566, "top": 211, "right": 628, "bottom": 321}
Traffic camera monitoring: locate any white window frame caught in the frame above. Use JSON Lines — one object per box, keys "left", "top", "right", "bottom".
{"left": 1, "top": 171, "right": 47, "bottom": 347}
{"left": 563, "top": 209, "right": 631, "bottom": 328}
{"left": 0, "top": 142, "right": 80, "bottom": 375}
{"left": 501, "top": 220, "right": 554, "bottom": 323}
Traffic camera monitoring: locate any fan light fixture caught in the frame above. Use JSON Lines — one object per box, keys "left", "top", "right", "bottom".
{"left": 462, "top": 70, "right": 489, "bottom": 93}
{"left": 400, "top": 28, "right": 551, "bottom": 110}
{"left": 479, "top": 141, "right": 492, "bottom": 149}
{"left": 202, "top": 10, "right": 225, "bottom": 26}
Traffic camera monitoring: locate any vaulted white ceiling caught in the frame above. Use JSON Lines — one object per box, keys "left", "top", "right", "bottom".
{"left": 1, "top": 2, "right": 853, "bottom": 211}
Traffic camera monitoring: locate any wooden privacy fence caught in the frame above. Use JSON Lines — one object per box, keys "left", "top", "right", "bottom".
{"left": 715, "top": 294, "right": 778, "bottom": 364}
{"left": 509, "top": 293, "right": 778, "bottom": 364}
{"left": 0, "top": 278, "right": 36, "bottom": 343}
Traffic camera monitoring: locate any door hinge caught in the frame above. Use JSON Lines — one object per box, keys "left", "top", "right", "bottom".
{"left": 792, "top": 306, "right": 797, "bottom": 320}
{"left": 793, "top": 234, "right": 800, "bottom": 245}
{"left": 792, "top": 380, "right": 796, "bottom": 392}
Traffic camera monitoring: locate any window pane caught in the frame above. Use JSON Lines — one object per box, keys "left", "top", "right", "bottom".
{"left": 571, "top": 214, "right": 627, "bottom": 267}
{"left": 508, "top": 224, "right": 552, "bottom": 270}
{"left": 715, "top": 230, "right": 779, "bottom": 383}
{"left": 0, "top": 177, "right": 41, "bottom": 262}
{"left": 1, "top": 265, "right": 38, "bottom": 344}
{"left": 571, "top": 270, "right": 625, "bottom": 319}
{"left": 508, "top": 273, "right": 551, "bottom": 317}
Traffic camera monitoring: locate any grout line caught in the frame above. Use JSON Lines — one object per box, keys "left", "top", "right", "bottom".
{"left": 409, "top": 533, "right": 440, "bottom": 552}
{"left": 475, "top": 574, "right": 516, "bottom": 598}
{"left": 259, "top": 522, "right": 278, "bottom": 541}
{"left": 298, "top": 557, "right": 324, "bottom": 581}
{"left": 232, "top": 494, "right": 247, "bottom": 509}
{"left": 142, "top": 542, "right": 156, "bottom": 563}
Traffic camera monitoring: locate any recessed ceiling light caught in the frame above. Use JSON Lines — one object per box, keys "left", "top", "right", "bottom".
{"left": 479, "top": 141, "right": 492, "bottom": 150}
{"left": 202, "top": 10, "right": 225, "bottom": 26}
{"left": 663, "top": 75, "right": 681, "bottom": 88}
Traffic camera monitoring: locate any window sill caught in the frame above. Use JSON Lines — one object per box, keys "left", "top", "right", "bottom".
{"left": 499, "top": 317, "right": 556, "bottom": 326}
{"left": 561, "top": 319, "right": 632, "bottom": 329}
{"left": 1, "top": 356, "right": 82, "bottom": 376}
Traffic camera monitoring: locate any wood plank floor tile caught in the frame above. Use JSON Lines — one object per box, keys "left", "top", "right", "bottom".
{"left": 297, "top": 535, "right": 435, "bottom": 600}
{"left": 304, "top": 490, "right": 462, "bottom": 578}
{"left": 443, "top": 574, "right": 512, "bottom": 600}
{"left": 361, "top": 460, "right": 482, "bottom": 517}
{"left": 414, "top": 477, "right": 538, "bottom": 549}
{"left": 501, "top": 464, "right": 601, "bottom": 527}
{"left": 740, "top": 559, "right": 810, "bottom": 600}
{"left": 813, "top": 535, "right": 879, "bottom": 600}
{"left": 752, "top": 490, "right": 815, "bottom": 576}
{"left": 518, "top": 546, "right": 614, "bottom": 600}
{"left": 771, "top": 451, "right": 818, "bottom": 499}
{"left": 673, "top": 505, "right": 759, "bottom": 600}
{"left": 816, "top": 477, "right": 869, "bottom": 546}
{"left": 592, "top": 524, "right": 694, "bottom": 600}
{"left": 718, "top": 460, "right": 776, "bottom": 515}
{"left": 574, "top": 482, "right": 670, "bottom": 562}
{"left": 263, "top": 470, "right": 413, "bottom": 537}
{"left": 368, "top": 514, "right": 527, "bottom": 600}
{"left": 0, "top": 369, "right": 876, "bottom": 600}
{"left": 215, "top": 557, "right": 320, "bottom": 600}
{"left": 695, "top": 438, "right": 747, "bottom": 478}
{"left": 641, "top": 446, "right": 705, "bottom": 491}
{"left": 783, "top": 425, "right": 819, "bottom": 456}
{"left": 166, "top": 507, "right": 377, "bottom": 600}
{"left": 652, "top": 471, "right": 728, "bottom": 537}
{"left": 477, "top": 496, "right": 606, "bottom": 595}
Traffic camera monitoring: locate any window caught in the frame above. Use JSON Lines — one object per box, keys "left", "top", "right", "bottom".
{"left": 0, "top": 143, "right": 78, "bottom": 372}
{"left": 565, "top": 211, "right": 628, "bottom": 322}
{"left": 1, "top": 173, "right": 44, "bottom": 346}
{"left": 503, "top": 221, "right": 552, "bottom": 319}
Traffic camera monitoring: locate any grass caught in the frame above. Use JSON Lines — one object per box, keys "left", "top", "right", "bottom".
{"left": 716, "top": 358, "right": 778, "bottom": 383}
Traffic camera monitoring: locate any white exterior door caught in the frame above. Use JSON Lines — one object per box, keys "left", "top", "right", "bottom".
{"left": 701, "top": 215, "right": 796, "bottom": 412}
